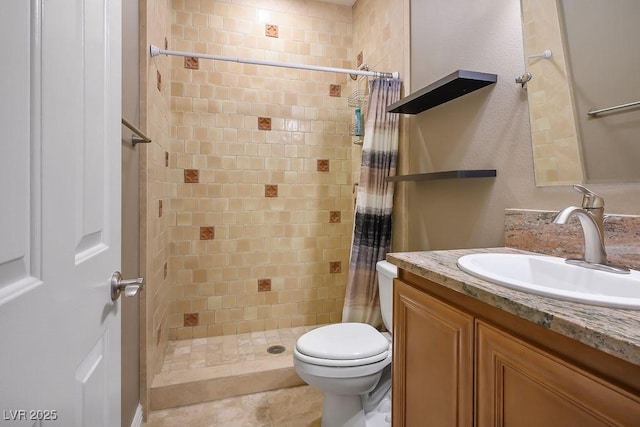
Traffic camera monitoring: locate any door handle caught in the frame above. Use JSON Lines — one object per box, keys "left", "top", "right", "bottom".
{"left": 110, "top": 271, "right": 144, "bottom": 301}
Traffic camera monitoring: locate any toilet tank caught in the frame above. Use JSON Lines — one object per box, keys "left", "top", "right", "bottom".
{"left": 376, "top": 260, "right": 398, "bottom": 331}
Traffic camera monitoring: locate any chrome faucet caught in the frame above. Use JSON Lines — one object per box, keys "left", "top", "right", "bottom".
{"left": 553, "top": 185, "right": 629, "bottom": 274}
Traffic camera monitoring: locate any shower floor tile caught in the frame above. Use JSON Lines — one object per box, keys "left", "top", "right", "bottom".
{"left": 150, "top": 326, "right": 321, "bottom": 410}
{"left": 160, "top": 325, "right": 317, "bottom": 373}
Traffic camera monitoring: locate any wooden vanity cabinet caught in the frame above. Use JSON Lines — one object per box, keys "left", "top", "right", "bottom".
{"left": 476, "top": 321, "right": 640, "bottom": 426}
{"left": 392, "top": 280, "right": 474, "bottom": 426}
{"left": 392, "top": 270, "right": 640, "bottom": 427}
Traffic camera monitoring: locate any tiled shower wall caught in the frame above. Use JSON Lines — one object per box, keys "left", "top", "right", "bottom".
{"left": 166, "top": 0, "right": 356, "bottom": 339}
{"left": 140, "top": 0, "right": 173, "bottom": 412}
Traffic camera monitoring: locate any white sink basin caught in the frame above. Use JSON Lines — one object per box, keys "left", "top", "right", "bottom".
{"left": 457, "top": 253, "right": 640, "bottom": 310}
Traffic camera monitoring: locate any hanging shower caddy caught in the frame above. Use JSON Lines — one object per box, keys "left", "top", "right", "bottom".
{"left": 348, "top": 89, "right": 367, "bottom": 145}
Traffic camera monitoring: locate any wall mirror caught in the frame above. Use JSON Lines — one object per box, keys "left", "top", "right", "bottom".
{"left": 520, "top": 0, "right": 640, "bottom": 186}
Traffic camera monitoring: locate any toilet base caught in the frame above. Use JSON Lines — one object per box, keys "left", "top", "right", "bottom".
{"left": 320, "top": 388, "right": 392, "bottom": 427}
{"left": 321, "top": 393, "right": 366, "bottom": 427}
{"left": 364, "top": 388, "right": 392, "bottom": 427}
{"left": 318, "top": 370, "right": 392, "bottom": 427}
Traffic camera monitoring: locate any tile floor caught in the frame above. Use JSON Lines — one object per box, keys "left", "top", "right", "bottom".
{"left": 146, "top": 326, "right": 324, "bottom": 425}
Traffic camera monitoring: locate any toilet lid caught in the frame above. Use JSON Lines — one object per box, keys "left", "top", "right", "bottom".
{"left": 296, "top": 323, "right": 389, "bottom": 360}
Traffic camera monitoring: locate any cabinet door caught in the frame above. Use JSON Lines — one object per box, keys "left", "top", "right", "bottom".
{"left": 393, "top": 279, "right": 474, "bottom": 426}
{"left": 476, "top": 320, "right": 640, "bottom": 426}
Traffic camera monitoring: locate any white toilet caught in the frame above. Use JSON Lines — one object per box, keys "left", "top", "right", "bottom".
{"left": 293, "top": 260, "right": 398, "bottom": 427}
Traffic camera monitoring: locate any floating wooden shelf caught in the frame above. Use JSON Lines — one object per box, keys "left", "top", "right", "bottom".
{"left": 386, "top": 169, "right": 497, "bottom": 182}
{"left": 387, "top": 70, "right": 497, "bottom": 114}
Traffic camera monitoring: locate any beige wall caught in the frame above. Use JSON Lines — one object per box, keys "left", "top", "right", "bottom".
{"left": 167, "top": 0, "right": 356, "bottom": 339}
{"left": 139, "top": 0, "right": 173, "bottom": 416}
{"left": 403, "top": 0, "right": 640, "bottom": 253}
{"left": 121, "top": 0, "right": 141, "bottom": 423}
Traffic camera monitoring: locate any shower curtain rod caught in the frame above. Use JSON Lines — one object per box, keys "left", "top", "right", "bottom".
{"left": 150, "top": 45, "right": 399, "bottom": 80}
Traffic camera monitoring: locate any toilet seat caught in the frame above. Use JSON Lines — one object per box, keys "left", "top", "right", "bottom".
{"left": 293, "top": 346, "right": 390, "bottom": 367}
{"left": 294, "top": 347, "right": 392, "bottom": 379}
{"left": 295, "top": 323, "right": 389, "bottom": 362}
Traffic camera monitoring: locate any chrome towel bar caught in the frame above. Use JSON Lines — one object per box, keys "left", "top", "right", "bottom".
{"left": 588, "top": 100, "right": 640, "bottom": 117}
{"left": 121, "top": 117, "right": 152, "bottom": 145}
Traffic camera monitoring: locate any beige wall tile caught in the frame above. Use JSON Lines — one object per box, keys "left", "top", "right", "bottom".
{"left": 161, "top": 0, "right": 360, "bottom": 339}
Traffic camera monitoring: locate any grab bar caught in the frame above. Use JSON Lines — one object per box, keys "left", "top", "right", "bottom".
{"left": 121, "top": 117, "right": 152, "bottom": 145}
{"left": 587, "top": 100, "right": 640, "bottom": 117}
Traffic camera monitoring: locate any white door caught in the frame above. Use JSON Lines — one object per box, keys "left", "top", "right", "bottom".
{"left": 0, "top": 0, "right": 122, "bottom": 426}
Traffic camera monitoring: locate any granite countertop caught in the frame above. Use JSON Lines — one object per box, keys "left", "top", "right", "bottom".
{"left": 387, "top": 247, "right": 640, "bottom": 367}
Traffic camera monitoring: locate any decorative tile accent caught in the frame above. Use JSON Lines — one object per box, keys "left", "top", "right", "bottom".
{"left": 265, "top": 184, "right": 278, "bottom": 198}
{"left": 258, "top": 117, "right": 272, "bottom": 130}
{"left": 184, "top": 313, "right": 199, "bottom": 327}
{"left": 184, "top": 169, "right": 199, "bottom": 183}
{"left": 258, "top": 279, "right": 272, "bottom": 292}
{"left": 200, "top": 226, "right": 215, "bottom": 240}
{"left": 159, "top": 200, "right": 163, "bottom": 217}
{"left": 330, "top": 261, "right": 342, "bottom": 274}
{"left": 184, "top": 57, "right": 199, "bottom": 70}
{"left": 163, "top": 262, "right": 168, "bottom": 279}
{"left": 329, "top": 84, "right": 341, "bottom": 97}
{"left": 504, "top": 209, "right": 640, "bottom": 270}
{"left": 265, "top": 24, "right": 279, "bottom": 38}
{"left": 165, "top": 151, "right": 169, "bottom": 167}
{"left": 357, "top": 51, "right": 363, "bottom": 67}
{"left": 317, "top": 159, "right": 330, "bottom": 172}
{"left": 329, "top": 211, "right": 341, "bottom": 223}
{"left": 157, "top": 70, "right": 162, "bottom": 92}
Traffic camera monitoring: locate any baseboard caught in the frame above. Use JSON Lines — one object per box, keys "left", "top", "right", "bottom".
{"left": 130, "top": 403, "right": 143, "bottom": 427}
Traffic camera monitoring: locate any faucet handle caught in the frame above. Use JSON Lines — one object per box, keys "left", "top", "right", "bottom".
{"left": 573, "top": 184, "right": 604, "bottom": 209}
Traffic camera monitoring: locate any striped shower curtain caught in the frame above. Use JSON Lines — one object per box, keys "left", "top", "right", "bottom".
{"left": 342, "top": 78, "right": 401, "bottom": 327}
